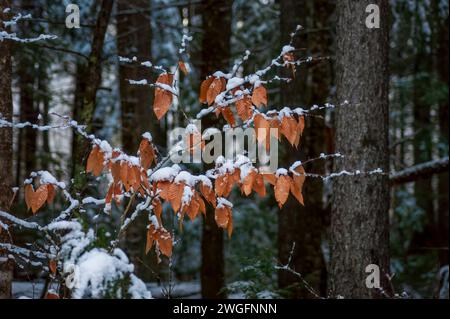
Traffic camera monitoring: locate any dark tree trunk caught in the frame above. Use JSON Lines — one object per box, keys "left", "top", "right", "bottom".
{"left": 17, "top": 0, "right": 38, "bottom": 181}
{"left": 116, "top": 0, "right": 157, "bottom": 280}
{"left": 72, "top": 0, "right": 113, "bottom": 191}
{"left": 331, "top": 0, "right": 391, "bottom": 298}
{"left": 200, "top": 0, "right": 232, "bottom": 299}
{"left": 436, "top": 15, "right": 449, "bottom": 267}
{"left": 37, "top": 63, "right": 51, "bottom": 170}
{"left": 278, "top": 0, "right": 332, "bottom": 298}
{"left": 0, "top": 0, "right": 14, "bottom": 299}
{"left": 408, "top": 0, "right": 437, "bottom": 255}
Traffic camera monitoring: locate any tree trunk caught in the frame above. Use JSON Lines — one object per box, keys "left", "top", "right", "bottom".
{"left": 116, "top": 0, "right": 157, "bottom": 280}
{"left": 200, "top": 0, "right": 232, "bottom": 299}
{"left": 37, "top": 63, "right": 51, "bottom": 171}
{"left": 0, "top": 0, "right": 14, "bottom": 299}
{"left": 331, "top": 0, "right": 391, "bottom": 298}
{"left": 436, "top": 14, "right": 449, "bottom": 267}
{"left": 278, "top": 0, "right": 332, "bottom": 298}
{"left": 17, "top": 0, "right": 38, "bottom": 183}
{"left": 71, "top": 0, "right": 113, "bottom": 191}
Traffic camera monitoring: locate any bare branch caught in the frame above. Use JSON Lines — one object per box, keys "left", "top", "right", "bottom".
{"left": 390, "top": 157, "right": 449, "bottom": 185}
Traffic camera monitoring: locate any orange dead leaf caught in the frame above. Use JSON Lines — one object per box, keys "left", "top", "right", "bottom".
{"left": 157, "top": 181, "right": 171, "bottom": 201}
{"left": 24, "top": 184, "right": 34, "bottom": 212}
{"left": 200, "top": 183, "right": 216, "bottom": 207}
{"left": 152, "top": 198, "right": 163, "bottom": 225}
{"left": 86, "top": 147, "right": 105, "bottom": 176}
{"left": 158, "top": 230, "right": 173, "bottom": 257}
{"left": 25, "top": 184, "right": 48, "bottom": 214}
{"left": 32, "top": 185, "right": 49, "bottom": 214}
{"left": 111, "top": 161, "right": 121, "bottom": 184}
{"left": 178, "top": 61, "right": 188, "bottom": 75}
{"left": 252, "top": 85, "right": 268, "bottom": 108}
{"left": 254, "top": 114, "right": 270, "bottom": 145}
{"left": 168, "top": 183, "right": 184, "bottom": 212}
{"left": 252, "top": 173, "right": 266, "bottom": 197}
{"left": 139, "top": 139, "right": 156, "bottom": 170}
{"left": 105, "top": 183, "right": 114, "bottom": 205}
{"left": 215, "top": 204, "right": 233, "bottom": 238}
{"left": 200, "top": 77, "right": 214, "bottom": 103}
{"left": 146, "top": 225, "right": 173, "bottom": 258}
{"left": 120, "top": 162, "right": 130, "bottom": 192}
{"left": 269, "top": 118, "right": 281, "bottom": 141}
{"left": 206, "top": 77, "right": 224, "bottom": 106}
{"left": 221, "top": 107, "right": 236, "bottom": 127}
{"left": 280, "top": 116, "right": 298, "bottom": 146}
{"left": 293, "top": 115, "right": 305, "bottom": 148}
{"left": 290, "top": 165, "right": 306, "bottom": 205}
{"left": 153, "top": 73, "right": 174, "bottom": 120}
{"left": 236, "top": 95, "right": 253, "bottom": 121}
{"left": 261, "top": 173, "right": 277, "bottom": 185}
{"left": 274, "top": 175, "right": 291, "bottom": 208}
{"left": 45, "top": 292, "right": 60, "bottom": 299}
{"left": 46, "top": 184, "right": 56, "bottom": 204}
{"left": 242, "top": 170, "right": 257, "bottom": 196}
{"left": 49, "top": 260, "right": 57, "bottom": 275}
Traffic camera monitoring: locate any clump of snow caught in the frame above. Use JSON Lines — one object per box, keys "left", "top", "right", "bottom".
{"left": 289, "top": 161, "right": 302, "bottom": 172}
{"left": 181, "top": 186, "right": 194, "bottom": 206}
{"left": 128, "top": 79, "right": 148, "bottom": 86}
{"left": 70, "top": 248, "right": 151, "bottom": 299}
{"left": 185, "top": 124, "right": 200, "bottom": 134}
{"left": 281, "top": 45, "right": 295, "bottom": 55}
{"left": 112, "top": 154, "right": 140, "bottom": 166}
{"left": 118, "top": 56, "right": 137, "bottom": 63}
{"left": 275, "top": 168, "right": 288, "bottom": 177}
{"left": 142, "top": 132, "right": 152, "bottom": 142}
{"left": 179, "top": 34, "right": 193, "bottom": 54}
{"left": 174, "top": 171, "right": 197, "bottom": 187}
{"left": 141, "top": 61, "right": 152, "bottom": 68}
{"left": 196, "top": 175, "right": 212, "bottom": 189}
{"left": 196, "top": 106, "right": 215, "bottom": 119}
{"left": 150, "top": 164, "right": 181, "bottom": 182}
{"left": 226, "top": 77, "right": 244, "bottom": 91}
{"left": 47, "top": 219, "right": 151, "bottom": 299}
{"left": 212, "top": 71, "right": 230, "bottom": 79}
{"left": 217, "top": 197, "right": 233, "bottom": 209}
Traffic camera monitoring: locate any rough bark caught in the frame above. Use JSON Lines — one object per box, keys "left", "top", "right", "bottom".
{"left": 331, "top": 0, "right": 391, "bottom": 298}
{"left": 0, "top": 0, "right": 14, "bottom": 299}
{"left": 278, "top": 0, "right": 331, "bottom": 298}
{"left": 436, "top": 14, "right": 449, "bottom": 267}
{"left": 16, "top": 0, "right": 38, "bottom": 183}
{"left": 116, "top": 0, "right": 157, "bottom": 280}
{"left": 72, "top": 0, "right": 113, "bottom": 191}
{"left": 200, "top": 0, "right": 232, "bottom": 299}
{"left": 37, "top": 63, "right": 51, "bottom": 170}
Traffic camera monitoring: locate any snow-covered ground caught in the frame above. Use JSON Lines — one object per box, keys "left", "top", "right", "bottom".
{"left": 13, "top": 281, "right": 201, "bottom": 299}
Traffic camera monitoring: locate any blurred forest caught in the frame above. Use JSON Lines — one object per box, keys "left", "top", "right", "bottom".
{"left": 0, "top": 0, "right": 449, "bottom": 299}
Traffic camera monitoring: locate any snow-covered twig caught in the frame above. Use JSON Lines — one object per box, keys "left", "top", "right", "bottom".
{"left": 390, "top": 157, "right": 449, "bottom": 185}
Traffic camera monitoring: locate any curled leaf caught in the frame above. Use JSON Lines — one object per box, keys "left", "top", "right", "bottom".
{"left": 153, "top": 73, "right": 174, "bottom": 120}
{"left": 274, "top": 175, "right": 291, "bottom": 208}
{"left": 236, "top": 95, "right": 253, "bottom": 121}
{"left": 252, "top": 85, "right": 267, "bottom": 108}
{"left": 207, "top": 77, "right": 224, "bottom": 105}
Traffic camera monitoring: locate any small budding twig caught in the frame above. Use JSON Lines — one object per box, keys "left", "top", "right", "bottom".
{"left": 275, "top": 242, "right": 323, "bottom": 299}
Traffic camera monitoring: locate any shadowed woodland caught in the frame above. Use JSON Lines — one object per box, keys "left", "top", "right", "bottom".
{"left": 0, "top": 0, "right": 449, "bottom": 299}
